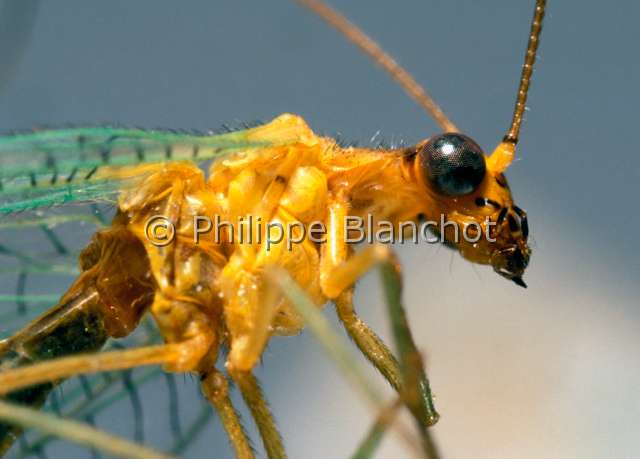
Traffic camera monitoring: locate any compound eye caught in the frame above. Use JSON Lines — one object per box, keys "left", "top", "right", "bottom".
{"left": 419, "top": 133, "right": 487, "bottom": 196}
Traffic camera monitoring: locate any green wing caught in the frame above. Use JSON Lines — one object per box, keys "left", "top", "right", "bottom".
{"left": 0, "top": 125, "right": 281, "bottom": 214}
{"left": 0, "top": 121, "right": 297, "bottom": 317}
{"left": 0, "top": 124, "right": 286, "bottom": 456}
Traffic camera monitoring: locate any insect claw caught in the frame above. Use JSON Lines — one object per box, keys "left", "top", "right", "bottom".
{"left": 512, "top": 276, "right": 527, "bottom": 288}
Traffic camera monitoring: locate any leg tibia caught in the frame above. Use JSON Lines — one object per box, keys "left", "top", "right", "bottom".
{"left": 335, "top": 290, "right": 402, "bottom": 391}
{"left": 229, "top": 369, "right": 286, "bottom": 459}
{"left": 201, "top": 370, "right": 255, "bottom": 459}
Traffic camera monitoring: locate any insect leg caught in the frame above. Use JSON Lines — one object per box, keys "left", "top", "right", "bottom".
{"left": 334, "top": 289, "right": 402, "bottom": 393}
{"left": 379, "top": 260, "right": 440, "bottom": 452}
{"left": 222, "top": 273, "right": 285, "bottom": 458}
{"left": 228, "top": 369, "right": 286, "bottom": 459}
{"left": 150, "top": 293, "right": 217, "bottom": 373}
{"left": 320, "top": 198, "right": 391, "bottom": 299}
{"left": 200, "top": 369, "right": 255, "bottom": 459}
{"left": 224, "top": 272, "right": 280, "bottom": 373}
{"left": 335, "top": 286, "right": 437, "bottom": 427}
{"left": 320, "top": 200, "right": 438, "bottom": 426}
{"left": 0, "top": 343, "right": 188, "bottom": 396}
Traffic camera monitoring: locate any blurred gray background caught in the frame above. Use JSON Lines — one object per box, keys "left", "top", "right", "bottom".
{"left": 1, "top": 0, "right": 639, "bottom": 458}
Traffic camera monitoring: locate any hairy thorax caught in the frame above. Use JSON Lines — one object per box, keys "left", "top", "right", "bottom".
{"left": 109, "top": 114, "right": 419, "bottom": 347}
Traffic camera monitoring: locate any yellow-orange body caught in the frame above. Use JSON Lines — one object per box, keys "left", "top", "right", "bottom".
{"left": 79, "top": 113, "right": 527, "bottom": 374}
{"left": 0, "top": 0, "right": 546, "bottom": 454}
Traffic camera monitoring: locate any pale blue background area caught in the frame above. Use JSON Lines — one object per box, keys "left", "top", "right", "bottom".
{"left": 0, "top": 1, "right": 639, "bottom": 458}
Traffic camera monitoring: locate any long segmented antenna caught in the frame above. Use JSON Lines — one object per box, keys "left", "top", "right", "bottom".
{"left": 504, "top": 0, "right": 547, "bottom": 144}
{"left": 295, "top": 0, "right": 459, "bottom": 133}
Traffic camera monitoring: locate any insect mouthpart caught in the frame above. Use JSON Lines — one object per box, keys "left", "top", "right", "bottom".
{"left": 491, "top": 245, "right": 529, "bottom": 288}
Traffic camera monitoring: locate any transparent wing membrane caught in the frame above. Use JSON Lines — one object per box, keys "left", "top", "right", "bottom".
{"left": 0, "top": 219, "right": 214, "bottom": 457}
{"left": 0, "top": 126, "right": 282, "bottom": 214}
{"left": 0, "top": 151, "right": 221, "bottom": 457}
{"left": 0, "top": 119, "right": 301, "bottom": 456}
{"left": 8, "top": 324, "right": 213, "bottom": 459}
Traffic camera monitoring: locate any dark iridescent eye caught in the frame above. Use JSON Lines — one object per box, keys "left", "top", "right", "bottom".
{"left": 419, "top": 133, "right": 487, "bottom": 196}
